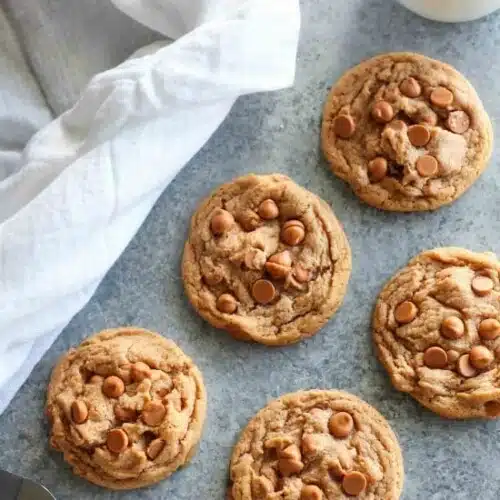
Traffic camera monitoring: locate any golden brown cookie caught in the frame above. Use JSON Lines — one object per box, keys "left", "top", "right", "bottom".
{"left": 46, "top": 327, "right": 207, "bottom": 489}
{"left": 228, "top": 390, "right": 404, "bottom": 499}
{"left": 374, "top": 248, "right": 500, "bottom": 419}
{"left": 322, "top": 52, "right": 493, "bottom": 211}
{"left": 182, "top": 174, "right": 351, "bottom": 346}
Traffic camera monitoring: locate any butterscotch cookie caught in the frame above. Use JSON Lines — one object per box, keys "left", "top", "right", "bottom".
{"left": 374, "top": 248, "right": 500, "bottom": 419}
{"left": 46, "top": 327, "right": 206, "bottom": 489}
{"left": 228, "top": 390, "right": 404, "bottom": 499}
{"left": 182, "top": 174, "right": 351, "bottom": 346}
{"left": 322, "top": 52, "right": 493, "bottom": 211}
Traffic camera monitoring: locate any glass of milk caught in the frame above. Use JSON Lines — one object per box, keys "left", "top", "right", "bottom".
{"left": 397, "top": 0, "right": 500, "bottom": 22}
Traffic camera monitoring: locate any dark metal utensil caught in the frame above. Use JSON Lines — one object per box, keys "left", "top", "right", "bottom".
{"left": 0, "top": 469, "right": 55, "bottom": 499}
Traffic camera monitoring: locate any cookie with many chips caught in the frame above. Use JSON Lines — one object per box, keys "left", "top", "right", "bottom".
{"left": 229, "top": 390, "right": 404, "bottom": 499}
{"left": 374, "top": 247, "right": 500, "bottom": 418}
{"left": 322, "top": 52, "right": 492, "bottom": 211}
{"left": 46, "top": 327, "right": 206, "bottom": 489}
{"left": 182, "top": 174, "right": 351, "bottom": 346}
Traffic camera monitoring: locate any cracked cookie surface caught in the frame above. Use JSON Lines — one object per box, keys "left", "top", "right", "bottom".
{"left": 229, "top": 390, "right": 404, "bottom": 499}
{"left": 46, "top": 327, "right": 206, "bottom": 489}
{"left": 321, "top": 52, "right": 493, "bottom": 211}
{"left": 182, "top": 174, "right": 351, "bottom": 346}
{"left": 374, "top": 248, "right": 500, "bottom": 419}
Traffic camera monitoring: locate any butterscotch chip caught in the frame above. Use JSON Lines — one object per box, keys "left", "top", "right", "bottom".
{"left": 400, "top": 77, "right": 421, "bottom": 97}
{"left": 301, "top": 485, "right": 323, "bottom": 499}
{"left": 265, "top": 263, "right": 288, "bottom": 279}
{"left": 342, "top": 471, "right": 368, "bottom": 496}
{"left": 102, "top": 376, "right": 125, "bottom": 398}
{"left": 469, "top": 346, "right": 494, "bottom": 370}
{"left": 322, "top": 53, "right": 493, "bottom": 212}
{"left": 131, "top": 362, "right": 152, "bottom": 382}
{"left": 252, "top": 279, "right": 276, "bottom": 305}
{"left": 211, "top": 209, "right": 234, "bottom": 235}
{"left": 446, "top": 110, "right": 470, "bottom": 134}
{"left": 71, "top": 400, "right": 88, "bottom": 424}
{"left": 107, "top": 428, "right": 129, "bottom": 454}
{"left": 114, "top": 405, "right": 137, "bottom": 422}
{"left": 368, "top": 157, "right": 388, "bottom": 182}
{"left": 394, "top": 301, "right": 418, "bottom": 324}
{"left": 407, "top": 124, "right": 431, "bottom": 147}
{"left": 281, "top": 219, "right": 305, "bottom": 246}
{"left": 478, "top": 318, "right": 500, "bottom": 340}
{"left": 229, "top": 390, "right": 403, "bottom": 500}
{"left": 371, "top": 101, "right": 394, "bottom": 123}
{"left": 294, "top": 264, "right": 311, "bottom": 283}
{"left": 147, "top": 438, "right": 166, "bottom": 460}
{"left": 265, "top": 251, "right": 292, "bottom": 279}
{"left": 89, "top": 375, "right": 103, "bottom": 384}
{"left": 485, "top": 401, "right": 500, "bottom": 417}
{"left": 457, "top": 354, "right": 477, "bottom": 378}
{"left": 46, "top": 327, "right": 207, "bottom": 489}
{"left": 328, "top": 411, "right": 354, "bottom": 438}
{"left": 278, "top": 444, "right": 304, "bottom": 475}
{"left": 182, "top": 175, "right": 351, "bottom": 346}
{"left": 203, "top": 272, "right": 223, "bottom": 286}
{"left": 258, "top": 199, "right": 279, "bottom": 220}
{"left": 441, "top": 317, "right": 465, "bottom": 339}
{"left": 283, "top": 220, "right": 304, "bottom": 230}
{"left": 423, "top": 346, "right": 448, "bottom": 368}
{"left": 269, "top": 250, "right": 292, "bottom": 267}
{"left": 430, "top": 87, "right": 454, "bottom": 108}
{"left": 217, "top": 293, "right": 238, "bottom": 314}
{"left": 278, "top": 457, "right": 304, "bottom": 476}
{"left": 416, "top": 155, "right": 438, "bottom": 177}
{"left": 373, "top": 247, "right": 500, "bottom": 418}
{"left": 142, "top": 401, "right": 167, "bottom": 426}
{"left": 471, "top": 275, "right": 494, "bottom": 296}
{"left": 333, "top": 115, "right": 356, "bottom": 138}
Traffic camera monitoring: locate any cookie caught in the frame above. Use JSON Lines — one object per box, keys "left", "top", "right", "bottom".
{"left": 321, "top": 52, "right": 493, "bottom": 211}
{"left": 228, "top": 390, "right": 404, "bottom": 499}
{"left": 46, "top": 327, "right": 207, "bottom": 489}
{"left": 182, "top": 174, "right": 351, "bottom": 346}
{"left": 374, "top": 247, "right": 500, "bottom": 419}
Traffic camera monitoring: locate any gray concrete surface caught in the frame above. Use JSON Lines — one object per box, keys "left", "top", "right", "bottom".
{"left": 1, "top": 1, "right": 500, "bottom": 498}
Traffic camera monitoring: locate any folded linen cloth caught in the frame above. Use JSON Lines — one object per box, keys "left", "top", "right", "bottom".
{"left": 0, "top": 0, "right": 300, "bottom": 413}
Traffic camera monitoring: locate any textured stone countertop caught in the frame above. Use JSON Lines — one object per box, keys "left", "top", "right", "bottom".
{"left": 2, "top": 1, "right": 500, "bottom": 499}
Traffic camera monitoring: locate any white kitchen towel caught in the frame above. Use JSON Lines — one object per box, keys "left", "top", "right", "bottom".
{"left": 0, "top": 0, "right": 300, "bottom": 413}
